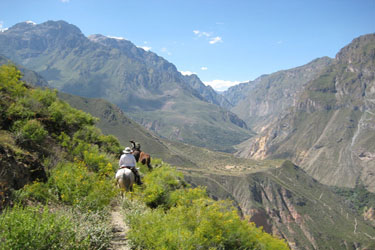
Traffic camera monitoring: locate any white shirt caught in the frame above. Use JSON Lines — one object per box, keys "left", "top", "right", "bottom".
{"left": 119, "top": 153, "right": 137, "bottom": 168}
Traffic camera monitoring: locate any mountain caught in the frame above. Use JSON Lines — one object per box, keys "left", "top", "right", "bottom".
{"left": 224, "top": 57, "right": 333, "bottom": 131}
{"left": 0, "top": 20, "right": 252, "bottom": 152}
{"left": 181, "top": 73, "right": 233, "bottom": 109}
{"left": 236, "top": 34, "right": 375, "bottom": 192}
{"left": 0, "top": 55, "right": 48, "bottom": 87}
{"left": 184, "top": 161, "right": 375, "bottom": 250}
{"left": 4, "top": 61, "right": 374, "bottom": 249}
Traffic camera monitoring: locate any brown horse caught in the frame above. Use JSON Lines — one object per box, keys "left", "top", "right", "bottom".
{"left": 130, "top": 141, "right": 152, "bottom": 170}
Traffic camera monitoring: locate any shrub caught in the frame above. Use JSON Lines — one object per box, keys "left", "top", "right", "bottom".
{"left": 0, "top": 205, "right": 112, "bottom": 250}
{"left": 19, "top": 119, "right": 48, "bottom": 144}
{"left": 0, "top": 64, "right": 26, "bottom": 97}
{"left": 6, "top": 100, "right": 35, "bottom": 120}
{"left": 98, "top": 134, "right": 122, "bottom": 154}
{"left": 16, "top": 181, "right": 55, "bottom": 204}
{"left": 126, "top": 198, "right": 289, "bottom": 250}
{"left": 126, "top": 161, "right": 289, "bottom": 250}
{"left": 50, "top": 161, "right": 117, "bottom": 210}
{"left": 30, "top": 88, "right": 57, "bottom": 107}
{"left": 48, "top": 100, "right": 96, "bottom": 133}
{"left": 136, "top": 165, "right": 188, "bottom": 208}
{"left": 0, "top": 205, "right": 79, "bottom": 250}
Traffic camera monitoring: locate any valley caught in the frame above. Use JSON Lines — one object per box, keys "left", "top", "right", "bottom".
{"left": 1, "top": 20, "right": 375, "bottom": 249}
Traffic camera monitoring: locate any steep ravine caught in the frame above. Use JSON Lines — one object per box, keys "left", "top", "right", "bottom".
{"left": 183, "top": 161, "right": 375, "bottom": 250}
{"left": 235, "top": 34, "right": 375, "bottom": 192}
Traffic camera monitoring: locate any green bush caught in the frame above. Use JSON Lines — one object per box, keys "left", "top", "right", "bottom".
{"left": 50, "top": 161, "right": 117, "bottom": 210}
{"left": 19, "top": 119, "right": 48, "bottom": 144}
{"left": 48, "top": 100, "right": 96, "bottom": 133}
{"left": 98, "top": 134, "right": 122, "bottom": 154}
{"left": 127, "top": 198, "right": 289, "bottom": 250}
{"left": 167, "top": 187, "right": 208, "bottom": 208}
{"left": 30, "top": 88, "right": 57, "bottom": 107}
{"left": 136, "top": 165, "right": 188, "bottom": 208}
{"left": 0, "top": 64, "right": 26, "bottom": 97}
{"left": 0, "top": 205, "right": 112, "bottom": 250}
{"left": 17, "top": 181, "right": 55, "bottom": 204}
{"left": 0, "top": 205, "right": 79, "bottom": 250}
{"left": 126, "top": 163, "right": 289, "bottom": 250}
{"left": 6, "top": 99, "right": 35, "bottom": 120}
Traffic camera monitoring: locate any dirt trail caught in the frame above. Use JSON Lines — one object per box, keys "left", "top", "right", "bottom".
{"left": 109, "top": 204, "right": 131, "bottom": 250}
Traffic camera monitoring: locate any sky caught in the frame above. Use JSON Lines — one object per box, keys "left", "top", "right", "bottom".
{"left": 0, "top": 0, "right": 374, "bottom": 91}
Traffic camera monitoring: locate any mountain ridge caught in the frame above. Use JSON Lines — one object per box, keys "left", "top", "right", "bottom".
{"left": 0, "top": 20, "right": 252, "bottom": 152}
{"left": 236, "top": 33, "right": 375, "bottom": 191}
{"left": 225, "top": 56, "right": 333, "bottom": 131}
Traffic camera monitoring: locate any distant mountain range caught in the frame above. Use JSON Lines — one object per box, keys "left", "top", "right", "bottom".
{"left": 233, "top": 34, "right": 375, "bottom": 192}
{"left": 224, "top": 57, "right": 333, "bottom": 131}
{"left": 2, "top": 48, "right": 375, "bottom": 249}
{"left": 0, "top": 20, "right": 251, "bottom": 152}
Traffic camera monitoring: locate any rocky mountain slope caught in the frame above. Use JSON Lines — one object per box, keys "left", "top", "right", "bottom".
{"left": 182, "top": 73, "right": 233, "bottom": 109}
{"left": 0, "top": 55, "right": 48, "bottom": 87}
{"left": 236, "top": 34, "right": 375, "bottom": 192}
{"left": 4, "top": 61, "right": 374, "bottom": 249}
{"left": 224, "top": 57, "right": 333, "bottom": 131}
{"left": 0, "top": 20, "right": 251, "bottom": 152}
{"left": 184, "top": 161, "right": 375, "bottom": 250}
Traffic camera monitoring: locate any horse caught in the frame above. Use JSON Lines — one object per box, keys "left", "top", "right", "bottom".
{"left": 130, "top": 141, "right": 152, "bottom": 171}
{"left": 115, "top": 168, "right": 135, "bottom": 197}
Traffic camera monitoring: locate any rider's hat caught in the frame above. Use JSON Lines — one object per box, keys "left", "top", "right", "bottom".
{"left": 123, "top": 147, "right": 132, "bottom": 154}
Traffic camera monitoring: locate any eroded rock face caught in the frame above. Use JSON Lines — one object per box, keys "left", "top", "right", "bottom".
{"left": 363, "top": 207, "right": 375, "bottom": 227}
{"left": 226, "top": 57, "right": 333, "bottom": 131}
{"left": 236, "top": 34, "right": 375, "bottom": 191}
{"left": 184, "top": 161, "right": 375, "bottom": 250}
{"left": 0, "top": 144, "right": 46, "bottom": 210}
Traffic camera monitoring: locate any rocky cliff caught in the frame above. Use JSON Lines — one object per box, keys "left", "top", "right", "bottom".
{"left": 0, "top": 20, "right": 252, "bottom": 152}
{"left": 184, "top": 161, "right": 375, "bottom": 250}
{"left": 225, "top": 57, "right": 333, "bottom": 131}
{"left": 236, "top": 34, "right": 375, "bottom": 192}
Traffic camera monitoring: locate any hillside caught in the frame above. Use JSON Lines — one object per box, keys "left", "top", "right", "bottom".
{"left": 224, "top": 57, "right": 333, "bottom": 131}
{"left": 0, "top": 55, "right": 48, "bottom": 87}
{"left": 236, "top": 34, "right": 375, "bottom": 192}
{"left": 0, "top": 20, "right": 252, "bottom": 152}
{"left": 0, "top": 63, "right": 289, "bottom": 250}
{"left": 184, "top": 161, "right": 375, "bottom": 250}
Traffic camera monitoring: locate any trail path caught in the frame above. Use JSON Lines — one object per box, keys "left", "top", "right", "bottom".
{"left": 109, "top": 203, "right": 131, "bottom": 250}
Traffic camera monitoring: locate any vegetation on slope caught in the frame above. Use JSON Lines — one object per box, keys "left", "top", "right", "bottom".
{"left": 0, "top": 21, "right": 253, "bottom": 152}
{"left": 0, "top": 64, "right": 121, "bottom": 249}
{"left": 122, "top": 164, "right": 289, "bottom": 250}
{"left": 0, "top": 64, "right": 289, "bottom": 249}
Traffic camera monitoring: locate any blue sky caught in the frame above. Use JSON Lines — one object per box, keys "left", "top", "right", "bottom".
{"left": 1, "top": 0, "right": 374, "bottom": 91}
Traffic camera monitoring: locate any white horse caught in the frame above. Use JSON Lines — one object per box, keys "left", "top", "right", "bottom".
{"left": 115, "top": 168, "right": 135, "bottom": 196}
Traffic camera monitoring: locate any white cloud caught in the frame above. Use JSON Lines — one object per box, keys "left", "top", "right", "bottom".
{"left": 203, "top": 80, "right": 242, "bottom": 91}
{"left": 25, "top": 20, "right": 36, "bottom": 25}
{"left": 209, "top": 36, "right": 222, "bottom": 44}
{"left": 200, "top": 67, "right": 208, "bottom": 71}
{"left": 138, "top": 46, "right": 152, "bottom": 51}
{"left": 193, "top": 30, "right": 211, "bottom": 37}
{"left": 0, "top": 21, "right": 7, "bottom": 32}
{"left": 107, "top": 35, "right": 125, "bottom": 40}
{"left": 180, "top": 71, "right": 196, "bottom": 76}
{"left": 161, "top": 47, "right": 172, "bottom": 56}
{"left": 194, "top": 30, "right": 223, "bottom": 45}
{"left": 60, "top": 0, "right": 70, "bottom": 3}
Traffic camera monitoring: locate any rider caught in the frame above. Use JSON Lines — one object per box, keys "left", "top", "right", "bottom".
{"left": 118, "top": 147, "right": 143, "bottom": 185}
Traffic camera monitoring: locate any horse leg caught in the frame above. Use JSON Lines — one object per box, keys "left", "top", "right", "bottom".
{"left": 147, "top": 158, "right": 152, "bottom": 171}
